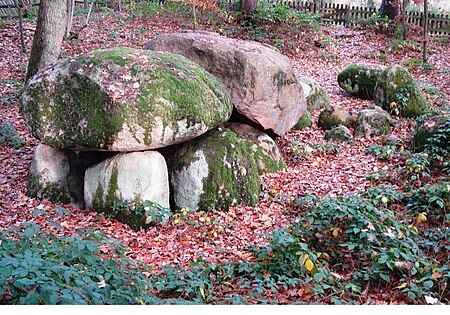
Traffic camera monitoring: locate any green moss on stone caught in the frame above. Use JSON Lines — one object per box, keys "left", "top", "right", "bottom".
{"left": 174, "top": 128, "right": 272, "bottom": 212}
{"left": 198, "top": 130, "right": 260, "bottom": 212}
{"left": 88, "top": 47, "right": 136, "bottom": 66}
{"left": 337, "top": 64, "right": 382, "bottom": 99}
{"left": 129, "top": 53, "right": 232, "bottom": 145}
{"left": 374, "top": 65, "right": 428, "bottom": 118}
{"left": 293, "top": 110, "right": 312, "bottom": 130}
{"left": 27, "top": 173, "right": 71, "bottom": 204}
{"left": 23, "top": 71, "right": 121, "bottom": 149}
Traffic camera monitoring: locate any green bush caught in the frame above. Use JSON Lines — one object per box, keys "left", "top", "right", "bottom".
{"left": 0, "top": 123, "right": 24, "bottom": 148}
{"left": 406, "top": 182, "right": 450, "bottom": 226}
{"left": 0, "top": 224, "right": 155, "bottom": 304}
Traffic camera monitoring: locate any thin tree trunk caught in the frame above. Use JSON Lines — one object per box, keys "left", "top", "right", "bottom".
{"left": 192, "top": 3, "right": 197, "bottom": 29}
{"left": 423, "top": 0, "right": 428, "bottom": 63}
{"left": 66, "top": 0, "right": 75, "bottom": 38}
{"left": 14, "top": 0, "right": 27, "bottom": 53}
{"left": 402, "top": 0, "right": 407, "bottom": 40}
{"left": 26, "top": 0, "right": 67, "bottom": 82}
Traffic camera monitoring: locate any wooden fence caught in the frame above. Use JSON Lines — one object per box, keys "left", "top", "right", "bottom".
{"left": 284, "top": 0, "right": 449, "bottom": 35}
{"left": 1, "top": 0, "right": 449, "bottom": 35}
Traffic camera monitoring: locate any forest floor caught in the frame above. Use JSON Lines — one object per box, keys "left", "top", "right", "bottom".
{"left": 0, "top": 5, "right": 449, "bottom": 304}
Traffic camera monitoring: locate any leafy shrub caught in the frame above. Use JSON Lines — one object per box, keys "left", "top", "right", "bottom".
{"left": 365, "top": 144, "right": 398, "bottom": 161}
{"left": 0, "top": 123, "right": 24, "bottom": 148}
{"left": 361, "top": 12, "right": 390, "bottom": 28}
{"left": 406, "top": 182, "right": 450, "bottom": 226}
{"left": 424, "top": 118, "right": 450, "bottom": 168}
{"left": 111, "top": 199, "right": 172, "bottom": 225}
{"left": 254, "top": 2, "right": 321, "bottom": 29}
{"left": 250, "top": 187, "right": 449, "bottom": 303}
{"left": 0, "top": 223, "right": 156, "bottom": 304}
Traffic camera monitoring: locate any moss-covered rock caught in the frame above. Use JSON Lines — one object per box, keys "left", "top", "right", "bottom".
{"left": 337, "top": 64, "right": 383, "bottom": 99}
{"left": 374, "top": 65, "right": 428, "bottom": 118}
{"left": 414, "top": 114, "right": 449, "bottom": 151}
{"left": 84, "top": 151, "right": 170, "bottom": 230}
{"left": 298, "top": 76, "right": 330, "bottom": 111}
{"left": 354, "top": 107, "right": 392, "bottom": 137}
{"left": 21, "top": 47, "right": 233, "bottom": 151}
{"left": 318, "top": 106, "right": 355, "bottom": 130}
{"left": 324, "top": 126, "right": 353, "bottom": 143}
{"left": 171, "top": 124, "right": 284, "bottom": 212}
{"left": 293, "top": 110, "right": 313, "bottom": 130}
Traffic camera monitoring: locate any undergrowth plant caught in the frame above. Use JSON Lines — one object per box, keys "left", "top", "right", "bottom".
{"left": 0, "top": 123, "right": 24, "bottom": 148}
{"left": 0, "top": 223, "right": 156, "bottom": 304}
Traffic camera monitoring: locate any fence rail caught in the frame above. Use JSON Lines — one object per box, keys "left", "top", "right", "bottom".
{"left": 1, "top": 0, "right": 449, "bottom": 35}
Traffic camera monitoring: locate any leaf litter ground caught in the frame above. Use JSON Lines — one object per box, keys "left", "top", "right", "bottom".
{"left": 0, "top": 11, "right": 449, "bottom": 304}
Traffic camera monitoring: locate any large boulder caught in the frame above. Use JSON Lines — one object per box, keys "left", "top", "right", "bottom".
{"left": 374, "top": 65, "right": 428, "bottom": 118}
{"left": 84, "top": 151, "right": 170, "bottom": 229}
{"left": 318, "top": 106, "right": 355, "bottom": 130}
{"left": 21, "top": 47, "right": 233, "bottom": 151}
{"left": 171, "top": 123, "right": 285, "bottom": 212}
{"left": 414, "top": 115, "right": 449, "bottom": 151}
{"left": 145, "top": 31, "right": 306, "bottom": 136}
{"left": 337, "top": 64, "right": 383, "bottom": 99}
{"left": 298, "top": 76, "right": 330, "bottom": 111}
{"left": 354, "top": 107, "right": 393, "bottom": 137}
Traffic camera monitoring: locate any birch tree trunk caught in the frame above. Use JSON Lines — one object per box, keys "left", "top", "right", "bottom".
{"left": 26, "top": 0, "right": 67, "bottom": 82}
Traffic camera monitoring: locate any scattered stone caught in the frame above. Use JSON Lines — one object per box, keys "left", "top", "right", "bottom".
{"left": 354, "top": 107, "right": 392, "bottom": 137}
{"left": 337, "top": 64, "right": 383, "bottom": 99}
{"left": 318, "top": 106, "right": 355, "bottom": 130}
{"left": 324, "top": 126, "right": 353, "bottom": 143}
{"left": 298, "top": 76, "right": 330, "bottom": 111}
{"left": 145, "top": 31, "right": 306, "bottom": 136}
{"left": 293, "top": 110, "right": 312, "bottom": 130}
{"left": 21, "top": 47, "right": 233, "bottom": 151}
{"left": 171, "top": 124, "right": 285, "bottom": 212}
{"left": 414, "top": 115, "right": 449, "bottom": 151}
{"left": 84, "top": 151, "right": 170, "bottom": 229}
{"left": 374, "top": 65, "right": 428, "bottom": 118}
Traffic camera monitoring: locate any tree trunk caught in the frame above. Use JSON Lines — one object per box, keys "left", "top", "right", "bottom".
{"left": 380, "top": 0, "right": 399, "bottom": 20}
{"left": 26, "top": 0, "right": 67, "bottom": 82}
{"left": 240, "top": 0, "right": 257, "bottom": 15}
{"left": 423, "top": 0, "right": 428, "bottom": 63}
{"left": 66, "top": 0, "right": 75, "bottom": 38}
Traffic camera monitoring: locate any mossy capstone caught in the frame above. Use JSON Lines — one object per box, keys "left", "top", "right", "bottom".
{"left": 21, "top": 47, "right": 233, "bottom": 151}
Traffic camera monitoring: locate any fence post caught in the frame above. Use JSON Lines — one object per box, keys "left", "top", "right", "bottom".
{"left": 345, "top": 4, "right": 350, "bottom": 26}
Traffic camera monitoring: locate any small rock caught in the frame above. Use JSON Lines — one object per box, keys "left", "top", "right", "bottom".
{"left": 318, "top": 106, "right": 355, "bottom": 130}
{"left": 354, "top": 107, "right": 392, "bottom": 137}
{"left": 324, "top": 126, "right": 354, "bottom": 143}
